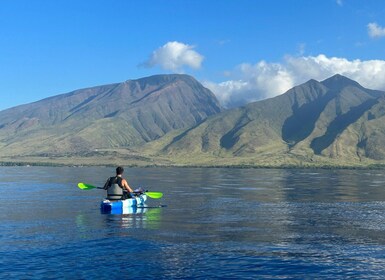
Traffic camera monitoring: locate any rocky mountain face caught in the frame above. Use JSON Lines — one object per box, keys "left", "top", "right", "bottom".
{"left": 154, "top": 74, "right": 385, "bottom": 165}
{"left": 0, "top": 74, "right": 222, "bottom": 157}
{"left": 1, "top": 73, "right": 385, "bottom": 167}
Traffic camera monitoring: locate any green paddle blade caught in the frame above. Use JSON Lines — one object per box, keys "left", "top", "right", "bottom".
{"left": 77, "top": 183, "right": 97, "bottom": 190}
{"left": 145, "top": 192, "right": 163, "bottom": 199}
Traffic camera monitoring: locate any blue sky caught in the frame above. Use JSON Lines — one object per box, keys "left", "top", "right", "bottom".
{"left": 1, "top": 0, "right": 385, "bottom": 110}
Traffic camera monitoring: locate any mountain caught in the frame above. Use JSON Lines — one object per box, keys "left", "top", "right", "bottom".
{"left": 150, "top": 74, "right": 385, "bottom": 167}
{"left": 0, "top": 74, "right": 222, "bottom": 160}
{"left": 2, "top": 73, "right": 385, "bottom": 167}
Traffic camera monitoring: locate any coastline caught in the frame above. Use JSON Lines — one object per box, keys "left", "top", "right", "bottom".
{"left": 1, "top": 155, "right": 385, "bottom": 170}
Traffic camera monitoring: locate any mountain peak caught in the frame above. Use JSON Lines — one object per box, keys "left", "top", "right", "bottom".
{"left": 321, "top": 74, "right": 362, "bottom": 90}
{"left": 122, "top": 74, "right": 202, "bottom": 93}
{"left": 126, "top": 74, "right": 196, "bottom": 85}
{"left": 0, "top": 73, "right": 222, "bottom": 155}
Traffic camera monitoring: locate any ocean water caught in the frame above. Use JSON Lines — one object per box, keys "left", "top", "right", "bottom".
{"left": 1, "top": 166, "right": 385, "bottom": 279}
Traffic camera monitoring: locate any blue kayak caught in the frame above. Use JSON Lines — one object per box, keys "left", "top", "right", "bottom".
{"left": 100, "top": 194, "right": 147, "bottom": 213}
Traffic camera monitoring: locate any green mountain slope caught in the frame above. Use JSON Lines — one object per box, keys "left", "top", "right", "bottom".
{"left": 0, "top": 74, "right": 222, "bottom": 158}
{"left": 147, "top": 74, "right": 385, "bottom": 167}
{"left": 2, "top": 73, "right": 385, "bottom": 168}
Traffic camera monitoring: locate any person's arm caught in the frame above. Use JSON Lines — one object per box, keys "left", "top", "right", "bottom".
{"left": 122, "top": 179, "right": 134, "bottom": 193}
{"left": 103, "top": 178, "right": 110, "bottom": 190}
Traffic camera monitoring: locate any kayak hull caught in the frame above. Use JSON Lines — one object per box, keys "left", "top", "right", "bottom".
{"left": 100, "top": 194, "right": 147, "bottom": 213}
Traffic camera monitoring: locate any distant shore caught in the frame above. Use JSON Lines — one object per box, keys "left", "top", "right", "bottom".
{"left": 1, "top": 157, "right": 385, "bottom": 170}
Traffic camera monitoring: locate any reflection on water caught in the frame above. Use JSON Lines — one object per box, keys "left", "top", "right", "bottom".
{"left": 74, "top": 206, "right": 163, "bottom": 234}
{"left": 101, "top": 207, "right": 163, "bottom": 229}
{"left": 2, "top": 167, "right": 385, "bottom": 278}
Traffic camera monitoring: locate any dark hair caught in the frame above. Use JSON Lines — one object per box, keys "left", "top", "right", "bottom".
{"left": 116, "top": 166, "right": 124, "bottom": 175}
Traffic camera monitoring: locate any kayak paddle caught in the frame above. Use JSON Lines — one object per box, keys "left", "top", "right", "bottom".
{"left": 78, "top": 182, "right": 102, "bottom": 190}
{"left": 145, "top": 192, "right": 163, "bottom": 199}
{"left": 77, "top": 182, "right": 163, "bottom": 199}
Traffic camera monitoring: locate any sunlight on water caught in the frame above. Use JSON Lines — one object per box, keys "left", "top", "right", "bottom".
{"left": 1, "top": 167, "right": 385, "bottom": 278}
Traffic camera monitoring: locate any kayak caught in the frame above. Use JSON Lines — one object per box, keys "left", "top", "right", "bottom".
{"left": 102, "top": 205, "right": 148, "bottom": 215}
{"left": 100, "top": 194, "right": 147, "bottom": 213}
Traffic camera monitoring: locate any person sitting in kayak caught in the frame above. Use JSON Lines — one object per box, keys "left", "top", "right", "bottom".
{"left": 103, "top": 166, "right": 134, "bottom": 200}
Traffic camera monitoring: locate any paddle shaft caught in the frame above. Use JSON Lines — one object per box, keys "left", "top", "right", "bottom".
{"left": 78, "top": 182, "right": 162, "bottom": 198}
{"left": 93, "top": 187, "right": 147, "bottom": 195}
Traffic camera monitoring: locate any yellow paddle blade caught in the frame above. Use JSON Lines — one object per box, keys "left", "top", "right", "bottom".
{"left": 77, "top": 183, "right": 97, "bottom": 190}
{"left": 146, "top": 192, "right": 163, "bottom": 199}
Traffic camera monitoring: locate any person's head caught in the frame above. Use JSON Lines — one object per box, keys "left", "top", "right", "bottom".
{"left": 116, "top": 166, "right": 124, "bottom": 175}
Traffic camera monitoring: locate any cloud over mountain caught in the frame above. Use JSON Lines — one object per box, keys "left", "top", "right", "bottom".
{"left": 205, "top": 54, "right": 385, "bottom": 108}
{"left": 142, "top": 41, "right": 204, "bottom": 72}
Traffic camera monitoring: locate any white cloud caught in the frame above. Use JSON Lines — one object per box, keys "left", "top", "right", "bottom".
{"left": 203, "top": 80, "right": 249, "bottom": 107}
{"left": 143, "top": 41, "right": 204, "bottom": 72}
{"left": 368, "top": 22, "right": 385, "bottom": 38}
{"left": 205, "top": 54, "right": 385, "bottom": 108}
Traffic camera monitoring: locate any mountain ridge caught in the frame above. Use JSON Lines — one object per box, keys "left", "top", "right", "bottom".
{"left": 145, "top": 74, "right": 385, "bottom": 167}
{"left": 1, "top": 73, "right": 385, "bottom": 168}
{"left": 0, "top": 74, "right": 222, "bottom": 157}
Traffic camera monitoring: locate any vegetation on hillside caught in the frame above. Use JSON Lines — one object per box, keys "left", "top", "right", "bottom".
{"left": 1, "top": 74, "right": 385, "bottom": 168}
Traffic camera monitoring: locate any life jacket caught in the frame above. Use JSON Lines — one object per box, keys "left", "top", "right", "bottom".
{"left": 105, "top": 176, "right": 124, "bottom": 200}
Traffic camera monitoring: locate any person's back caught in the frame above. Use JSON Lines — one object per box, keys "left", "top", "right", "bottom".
{"left": 103, "top": 166, "right": 134, "bottom": 200}
{"left": 105, "top": 176, "right": 124, "bottom": 200}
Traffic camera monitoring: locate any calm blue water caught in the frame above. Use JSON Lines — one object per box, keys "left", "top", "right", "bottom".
{"left": 1, "top": 167, "right": 385, "bottom": 279}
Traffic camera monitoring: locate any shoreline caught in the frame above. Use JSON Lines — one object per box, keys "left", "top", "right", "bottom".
{"left": 1, "top": 159, "right": 385, "bottom": 170}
